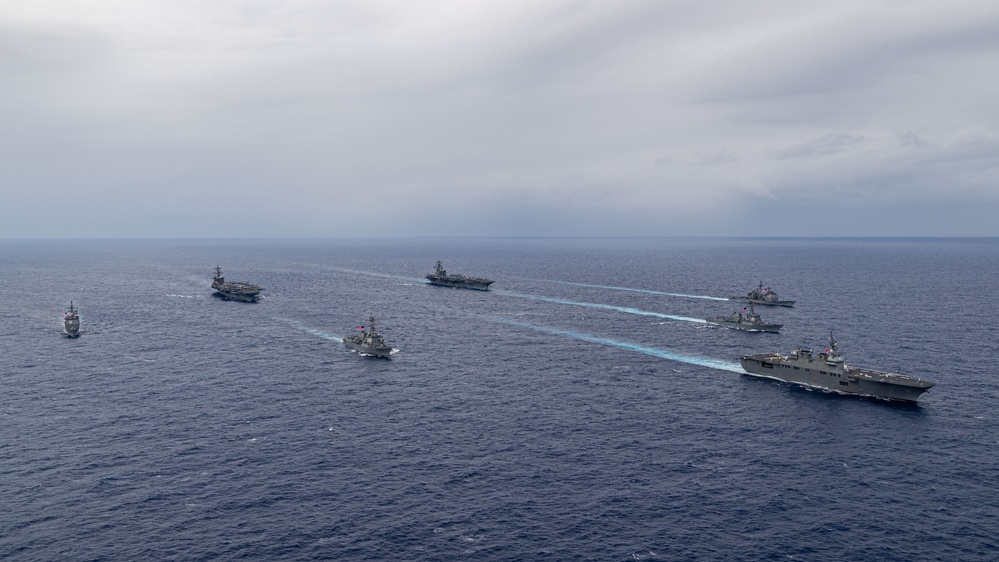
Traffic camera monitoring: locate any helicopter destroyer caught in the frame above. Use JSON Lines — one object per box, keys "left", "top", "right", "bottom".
{"left": 211, "top": 266, "right": 263, "bottom": 302}
{"left": 740, "top": 334, "right": 935, "bottom": 402}
{"left": 706, "top": 304, "right": 782, "bottom": 333}
{"left": 63, "top": 301, "right": 80, "bottom": 338}
{"left": 426, "top": 260, "right": 494, "bottom": 291}
{"left": 731, "top": 281, "right": 795, "bottom": 307}
{"left": 343, "top": 316, "right": 394, "bottom": 358}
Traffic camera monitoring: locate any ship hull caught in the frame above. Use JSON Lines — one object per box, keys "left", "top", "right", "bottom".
{"left": 427, "top": 280, "right": 494, "bottom": 291}
{"left": 730, "top": 297, "right": 795, "bottom": 307}
{"left": 213, "top": 290, "right": 260, "bottom": 302}
{"left": 63, "top": 326, "right": 80, "bottom": 338}
{"left": 740, "top": 355, "right": 932, "bottom": 402}
{"left": 707, "top": 320, "right": 782, "bottom": 333}
{"left": 343, "top": 341, "right": 392, "bottom": 358}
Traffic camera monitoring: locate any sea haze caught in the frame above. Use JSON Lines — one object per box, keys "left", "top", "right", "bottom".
{"left": 1, "top": 238, "right": 997, "bottom": 561}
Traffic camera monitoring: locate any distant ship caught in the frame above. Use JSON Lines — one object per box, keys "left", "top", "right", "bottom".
{"left": 731, "top": 281, "right": 795, "bottom": 307}
{"left": 706, "top": 304, "right": 782, "bottom": 333}
{"left": 740, "top": 334, "right": 935, "bottom": 402}
{"left": 426, "top": 260, "right": 494, "bottom": 291}
{"left": 211, "top": 266, "right": 263, "bottom": 302}
{"left": 63, "top": 301, "right": 81, "bottom": 338}
{"left": 343, "top": 316, "right": 394, "bottom": 358}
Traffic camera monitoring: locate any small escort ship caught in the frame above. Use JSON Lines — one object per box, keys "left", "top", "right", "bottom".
{"left": 63, "top": 301, "right": 81, "bottom": 338}
{"left": 706, "top": 304, "right": 782, "bottom": 333}
{"left": 740, "top": 334, "right": 935, "bottom": 402}
{"left": 211, "top": 266, "right": 263, "bottom": 302}
{"left": 731, "top": 281, "right": 795, "bottom": 307}
{"left": 343, "top": 316, "right": 394, "bottom": 358}
{"left": 426, "top": 260, "right": 494, "bottom": 291}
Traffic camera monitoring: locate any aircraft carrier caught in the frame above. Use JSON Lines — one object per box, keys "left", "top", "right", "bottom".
{"left": 740, "top": 335, "right": 935, "bottom": 402}
{"left": 212, "top": 266, "right": 263, "bottom": 302}
{"left": 426, "top": 260, "right": 494, "bottom": 291}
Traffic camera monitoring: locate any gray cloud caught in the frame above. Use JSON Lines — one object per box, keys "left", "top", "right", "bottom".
{"left": 2, "top": 1, "right": 999, "bottom": 238}
{"left": 780, "top": 134, "right": 866, "bottom": 159}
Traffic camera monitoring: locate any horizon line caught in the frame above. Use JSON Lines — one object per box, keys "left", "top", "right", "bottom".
{"left": 3, "top": 235, "right": 998, "bottom": 242}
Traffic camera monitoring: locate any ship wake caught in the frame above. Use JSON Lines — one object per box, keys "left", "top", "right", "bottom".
{"left": 471, "top": 313, "right": 745, "bottom": 374}
{"left": 494, "top": 290, "right": 707, "bottom": 324}
{"left": 514, "top": 278, "right": 729, "bottom": 301}
{"left": 331, "top": 267, "right": 428, "bottom": 284}
{"left": 274, "top": 317, "right": 343, "bottom": 343}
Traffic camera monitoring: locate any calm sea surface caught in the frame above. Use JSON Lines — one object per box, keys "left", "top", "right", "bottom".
{"left": 2, "top": 238, "right": 997, "bottom": 561}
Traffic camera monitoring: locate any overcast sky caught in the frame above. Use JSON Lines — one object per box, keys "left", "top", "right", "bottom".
{"left": 3, "top": 0, "right": 998, "bottom": 238}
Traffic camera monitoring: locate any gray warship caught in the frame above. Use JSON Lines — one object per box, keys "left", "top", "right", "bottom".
{"left": 343, "top": 316, "right": 394, "bottom": 358}
{"left": 706, "top": 304, "right": 782, "bottom": 333}
{"left": 740, "top": 334, "right": 935, "bottom": 402}
{"left": 731, "top": 281, "right": 795, "bottom": 307}
{"left": 426, "top": 260, "right": 494, "bottom": 291}
{"left": 212, "top": 266, "right": 263, "bottom": 302}
{"left": 63, "top": 301, "right": 80, "bottom": 338}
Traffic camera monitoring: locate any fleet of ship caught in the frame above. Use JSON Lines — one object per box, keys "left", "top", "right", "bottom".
{"left": 343, "top": 316, "right": 394, "bottom": 358}
{"left": 63, "top": 301, "right": 80, "bottom": 338}
{"left": 706, "top": 304, "right": 782, "bottom": 333}
{"left": 730, "top": 281, "right": 795, "bottom": 307}
{"left": 54, "top": 264, "right": 935, "bottom": 402}
{"left": 426, "top": 260, "right": 494, "bottom": 290}
{"left": 211, "top": 266, "right": 263, "bottom": 302}
{"left": 740, "top": 334, "right": 935, "bottom": 402}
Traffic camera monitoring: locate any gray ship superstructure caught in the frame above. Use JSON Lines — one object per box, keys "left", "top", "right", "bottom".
{"left": 707, "top": 304, "right": 782, "bottom": 333}
{"left": 343, "top": 316, "right": 394, "bottom": 358}
{"left": 212, "top": 266, "right": 263, "bottom": 302}
{"left": 426, "top": 260, "right": 494, "bottom": 291}
{"left": 740, "top": 335, "right": 935, "bottom": 402}
{"left": 63, "top": 301, "right": 80, "bottom": 338}
{"left": 731, "top": 281, "right": 795, "bottom": 307}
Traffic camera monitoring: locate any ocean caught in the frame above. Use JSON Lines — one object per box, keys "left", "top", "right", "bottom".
{"left": 1, "top": 238, "right": 997, "bottom": 561}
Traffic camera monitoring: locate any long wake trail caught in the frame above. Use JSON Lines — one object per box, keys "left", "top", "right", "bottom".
{"left": 493, "top": 290, "right": 707, "bottom": 324}
{"left": 513, "top": 277, "right": 729, "bottom": 301}
{"left": 471, "top": 313, "right": 746, "bottom": 374}
{"left": 330, "top": 267, "right": 428, "bottom": 284}
{"left": 333, "top": 267, "right": 707, "bottom": 323}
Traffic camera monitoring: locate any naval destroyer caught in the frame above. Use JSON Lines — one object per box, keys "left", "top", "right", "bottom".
{"left": 706, "top": 304, "right": 782, "bottom": 333}
{"left": 343, "top": 316, "right": 394, "bottom": 358}
{"left": 731, "top": 281, "right": 795, "bottom": 307}
{"left": 212, "top": 266, "right": 263, "bottom": 302}
{"left": 426, "top": 260, "right": 494, "bottom": 290}
{"left": 740, "top": 334, "right": 935, "bottom": 401}
{"left": 63, "top": 301, "right": 80, "bottom": 338}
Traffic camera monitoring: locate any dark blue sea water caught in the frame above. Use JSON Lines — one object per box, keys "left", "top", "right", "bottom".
{"left": 2, "top": 238, "right": 998, "bottom": 561}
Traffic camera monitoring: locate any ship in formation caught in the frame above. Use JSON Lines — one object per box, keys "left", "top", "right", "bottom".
{"left": 63, "top": 301, "right": 80, "bottom": 338}
{"left": 731, "top": 281, "right": 795, "bottom": 307}
{"left": 740, "top": 334, "right": 935, "bottom": 402}
{"left": 211, "top": 266, "right": 263, "bottom": 302}
{"left": 55, "top": 262, "right": 936, "bottom": 402}
{"left": 343, "top": 316, "right": 394, "bottom": 358}
{"left": 426, "top": 260, "right": 494, "bottom": 291}
{"left": 706, "top": 304, "right": 782, "bottom": 333}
